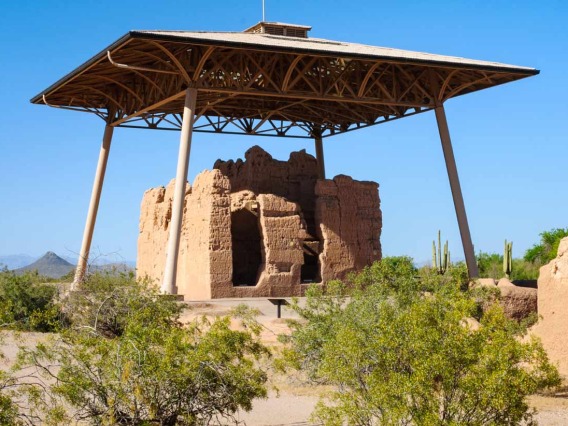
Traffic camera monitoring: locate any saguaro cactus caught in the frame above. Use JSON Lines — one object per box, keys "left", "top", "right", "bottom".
{"left": 432, "top": 230, "right": 450, "bottom": 275}
{"left": 503, "top": 240, "right": 513, "bottom": 279}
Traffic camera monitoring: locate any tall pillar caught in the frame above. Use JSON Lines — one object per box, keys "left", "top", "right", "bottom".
{"left": 161, "top": 87, "right": 198, "bottom": 294}
{"left": 434, "top": 104, "right": 479, "bottom": 278}
{"left": 73, "top": 124, "right": 114, "bottom": 288}
{"left": 314, "top": 135, "right": 326, "bottom": 180}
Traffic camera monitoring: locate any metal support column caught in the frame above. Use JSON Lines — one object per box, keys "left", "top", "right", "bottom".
{"left": 73, "top": 124, "right": 114, "bottom": 288}
{"left": 314, "top": 135, "right": 326, "bottom": 180}
{"left": 162, "top": 87, "right": 198, "bottom": 294}
{"left": 434, "top": 104, "right": 479, "bottom": 278}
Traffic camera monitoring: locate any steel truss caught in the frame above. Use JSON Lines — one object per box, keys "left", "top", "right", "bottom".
{"left": 36, "top": 36, "right": 522, "bottom": 137}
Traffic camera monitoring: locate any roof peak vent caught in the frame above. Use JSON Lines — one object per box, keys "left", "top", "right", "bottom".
{"left": 244, "top": 22, "right": 311, "bottom": 38}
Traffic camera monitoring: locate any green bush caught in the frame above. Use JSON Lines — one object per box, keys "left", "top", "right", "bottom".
{"left": 64, "top": 271, "right": 181, "bottom": 338}
{"left": 0, "top": 331, "right": 32, "bottom": 425}
{"left": 525, "top": 227, "right": 568, "bottom": 265}
{"left": 19, "top": 273, "right": 270, "bottom": 425}
{"left": 476, "top": 252, "right": 540, "bottom": 281}
{"left": 281, "top": 258, "right": 560, "bottom": 425}
{"left": 0, "top": 270, "right": 63, "bottom": 332}
{"left": 476, "top": 251, "right": 503, "bottom": 278}
{"left": 0, "top": 394, "right": 18, "bottom": 426}
{"left": 510, "top": 258, "right": 540, "bottom": 281}
{"left": 0, "top": 335, "right": 20, "bottom": 425}
{"left": 58, "top": 268, "right": 75, "bottom": 283}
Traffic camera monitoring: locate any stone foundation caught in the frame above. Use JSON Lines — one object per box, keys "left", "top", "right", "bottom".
{"left": 137, "top": 146, "right": 382, "bottom": 300}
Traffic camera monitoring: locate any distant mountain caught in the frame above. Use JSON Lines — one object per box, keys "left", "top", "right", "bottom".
{"left": 15, "top": 251, "right": 74, "bottom": 279}
{"left": 0, "top": 254, "right": 36, "bottom": 270}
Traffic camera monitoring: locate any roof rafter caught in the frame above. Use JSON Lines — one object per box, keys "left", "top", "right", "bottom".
{"left": 31, "top": 29, "right": 538, "bottom": 138}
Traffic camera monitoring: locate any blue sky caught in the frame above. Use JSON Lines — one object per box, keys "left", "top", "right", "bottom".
{"left": 0, "top": 0, "right": 566, "bottom": 265}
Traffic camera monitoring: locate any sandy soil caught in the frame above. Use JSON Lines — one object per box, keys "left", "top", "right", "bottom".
{"left": 2, "top": 300, "right": 567, "bottom": 425}
{"left": 234, "top": 391, "right": 568, "bottom": 426}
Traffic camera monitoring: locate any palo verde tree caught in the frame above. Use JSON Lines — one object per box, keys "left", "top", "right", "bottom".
{"left": 18, "top": 273, "right": 270, "bottom": 425}
{"left": 280, "top": 257, "right": 560, "bottom": 426}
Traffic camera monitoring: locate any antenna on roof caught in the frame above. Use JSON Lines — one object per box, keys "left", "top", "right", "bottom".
{"left": 262, "top": 0, "right": 266, "bottom": 21}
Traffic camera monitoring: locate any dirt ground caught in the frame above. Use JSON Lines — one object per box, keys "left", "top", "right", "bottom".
{"left": 2, "top": 299, "right": 568, "bottom": 425}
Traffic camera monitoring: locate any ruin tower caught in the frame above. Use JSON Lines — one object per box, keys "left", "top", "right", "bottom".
{"left": 137, "top": 146, "right": 381, "bottom": 299}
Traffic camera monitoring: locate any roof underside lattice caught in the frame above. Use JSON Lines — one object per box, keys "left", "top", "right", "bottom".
{"left": 31, "top": 29, "right": 538, "bottom": 138}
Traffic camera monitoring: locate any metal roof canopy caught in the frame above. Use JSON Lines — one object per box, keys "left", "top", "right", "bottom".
{"left": 31, "top": 23, "right": 539, "bottom": 293}
{"left": 31, "top": 28, "right": 537, "bottom": 138}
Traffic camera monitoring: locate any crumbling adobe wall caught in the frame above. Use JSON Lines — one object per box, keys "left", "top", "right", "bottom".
{"left": 207, "top": 191, "right": 307, "bottom": 298}
{"left": 137, "top": 172, "right": 231, "bottom": 298}
{"left": 137, "top": 146, "right": 382, "bottom": 300}
{"left": 214, "top": 145, "right": 319, "bottom": 236}
{"left": 179, "top": 170, "right": 232, "bottom": 298}
{"left": 532, "top": 237, "right": 568, "bottom": 378}
{"left": 253, "top": 194, "right": 306, "bottom": 296}
{"left": 137, "top": 180, "right": 177, "bottom": 285}
{"left": 316, "top": 175, "right": 382, "bottom": 281}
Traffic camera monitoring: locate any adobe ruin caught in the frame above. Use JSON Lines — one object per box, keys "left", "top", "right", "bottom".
{"left": 532, "top": 237, "right": 568, "bottom": 378}
{"left": 137, "top": 146, "right": 382, "bottom": 299}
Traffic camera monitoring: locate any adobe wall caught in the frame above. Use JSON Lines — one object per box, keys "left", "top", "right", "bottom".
{"left": 316, "top": 175, "right": 382, "bottom": 282}
{"left": 214, "top": 145, "right": 319, "bottom": 236}
{"left": 532, "top": 237, "right": 568, "bottom": 378}
{"left": 137, "top": 146, "right": 382, "bottom": 300}
{"left": 137, "top": 180, "right": 180, "bottom": 287}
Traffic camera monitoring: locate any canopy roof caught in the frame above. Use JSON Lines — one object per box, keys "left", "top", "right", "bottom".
{"left": 31, "top": 24, "right": 538, "bottom": 138}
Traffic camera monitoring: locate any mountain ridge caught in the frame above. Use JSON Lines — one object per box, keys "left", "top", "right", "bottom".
{"left": 0, "top": 254, "right": 36, "bottom": 270}
{"left": 9, "top": 251, "right": 135, "bottom": 279}
{"left": 14, "top": 251, "right": 74, "bottom": 278}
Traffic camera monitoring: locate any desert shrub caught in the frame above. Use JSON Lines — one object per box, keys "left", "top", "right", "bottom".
{"left": 524, "top": 227, "right": 568, "bottom": 265}
{"left": 0, "top": 270, "right": 63, "bottom": 332}
{"left": 64, "top": 271, "right": 181, "bottom": 338}
{"left": 510, "top": 258, "right": 540, "bottom": 280}
{"left": 58, "top": 268, "right": 75, "bottom": 283}
{"left": 350, "top": 255, "right": 417, "bottom": 290}
{"left": 476, "top": 251, "right": 503, "bottom": 278}
{"left": 353, "top": 256, "right": 470, "bottom": 293}
{"left": 281, "top": 258, "right": 560, "bottom": 425}
{"left": 0, "top": 332, "right": 25, "bottom": 425}
{"left": 0, "top": 393, "right": 18, "bottom": 425}
{"left": 476, "top": 252, "right": 539, "bottom": 281}
{"left": 0, "top": 373, "right": 19, "bottom": 425}
{"left": 19, "top": 273, "right": 269, "bottom": 425}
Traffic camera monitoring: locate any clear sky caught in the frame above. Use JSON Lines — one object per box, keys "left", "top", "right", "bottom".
{"left": 0, "top": 0, "right": 566, "bottom": 265}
